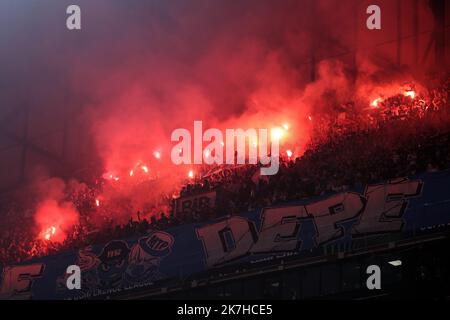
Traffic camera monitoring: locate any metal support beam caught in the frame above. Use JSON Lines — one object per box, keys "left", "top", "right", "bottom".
{"left": 20, "top": 104, "right": 29, "bottom": 182}
{"left": 310, "top": 0, "right": 317, "bottom": 82}
{"left": 397, "top": 0, "right": 402, "bottom": 66}
{"left": 0, "top": 127, "right": 73, "bottom": 171}
{"left": 430, "top": 0, "right": 445, "bottom": 64}
{"left": 413, "top": 0, "right": 419, "bottom": 66}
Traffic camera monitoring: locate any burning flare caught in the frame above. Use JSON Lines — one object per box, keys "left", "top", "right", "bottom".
{"left": 43, "top": 226, "right": 56, "bottom": 241}
{"left": 286, "top": 150, "right": 293, "bottom": 158}
{"left": 271, "top": 127, "right": 285, "bottom": 140}
{"left": 404, "top": 90, "right": 415, "bottom": 99}
{"left": 371, "top": 98, "right": 382, "bottom": 108}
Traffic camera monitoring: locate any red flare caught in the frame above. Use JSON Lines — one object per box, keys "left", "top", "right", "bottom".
{"left": 286, "top": 150, "right": 293, "bottom": 158}
{"left": 404, "top": 90, "right": 415, "bottom": 99}
{"left": 371, "top": 98, "right": 382, "bottom": 108}
{"left": 43, "top": 226, "right": 56, "bottom": 241}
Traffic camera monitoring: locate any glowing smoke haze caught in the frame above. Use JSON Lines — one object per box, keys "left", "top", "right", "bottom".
{"left": 0, "top": 0, "right": 439, "bottom": 236}
{"left": 32, "top": 177, "right": 81, "bottom": 243}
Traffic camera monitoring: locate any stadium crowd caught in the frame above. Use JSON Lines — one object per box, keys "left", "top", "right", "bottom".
{"left": 0, "top": 75, "right": 449, "bottom": 265}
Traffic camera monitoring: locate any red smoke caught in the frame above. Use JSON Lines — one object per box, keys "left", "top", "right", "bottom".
{"left": 24, "top": 177, "right": 82, "bottom": 243}
{"left": 0, "top": 0, "right": 441, "bottom": 230}
{"left": 34, "top": 199, "right": 79, "bottom": 243}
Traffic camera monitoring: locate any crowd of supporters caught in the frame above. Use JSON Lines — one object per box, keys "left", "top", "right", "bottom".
{"left": 0, "top": 75, "right": 449, "bottom": 265}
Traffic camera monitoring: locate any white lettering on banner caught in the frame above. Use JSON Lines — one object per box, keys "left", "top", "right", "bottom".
{"left": 352, "top": 179, "right": 422, "bottom": 235}
{"left": 196, "top": 217, "right": 257, "bottom": 267}
{"left": 175, "top": 191, "right": 216, "bottom": 218}
{"left": 196, "top": 179, "right": 422, "bottom": 267}
{"left": 306, "top": 192, "right": 365, "bottom": 245}
{"left": 0, "top": 264, "right": 45, "bottom": 299}
{"left": 250, "top": 205, "right": 308, "bottom": 253}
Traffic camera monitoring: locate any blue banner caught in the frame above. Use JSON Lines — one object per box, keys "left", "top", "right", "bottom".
{"left": 1, "top": 171, "right": 450, "bottom": 299}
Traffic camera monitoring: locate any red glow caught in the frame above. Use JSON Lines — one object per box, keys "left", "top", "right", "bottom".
{"left": 371, "top": 98, "right": 382, "bottom": 108}
{"left": 43, "top": 226, "right": 56, "bottom": 241}
{"left": 102, "top": 172, "right": 115, "bottom": 180}
{"left": 286, "top": 150, "right": 293, "bottom": 158}
{"left": 404, "top": 90, "right": 415, "bottom": 99}
{"left": 35, "top": 200, "right": 79, "bottom": 243}
{"left": 271, "top": 127, "right": 285, "bottom": 140}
